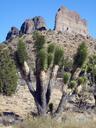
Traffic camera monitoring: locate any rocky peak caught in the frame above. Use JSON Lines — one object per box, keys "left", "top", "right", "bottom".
{"left": 20, "top": 16, "right": 47, "bottom": 34}
{"left": 55, "top": 6, "right": 88, "bottom": 36}
{"left": 33, "top": 16, "right": 47, "bottom": 30}
{"left": 6, "top": 27, "right": 19, "bottom": 40}
{"left": 20, "top": 19, "right": 35, "bottom": 34}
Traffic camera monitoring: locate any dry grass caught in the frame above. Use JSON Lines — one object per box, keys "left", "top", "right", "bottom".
{"left": 14, "top": 117, "right": 96, "bottom": 128}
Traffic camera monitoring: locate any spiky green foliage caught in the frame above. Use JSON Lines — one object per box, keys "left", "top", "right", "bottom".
{"left": 17, "top": 39, "right": 27, "bottom": 65}
{"left": 78, "top": 77, "right": 86, "bottom": 85}
{"left": 48, "top": 53, "right": 53, "bottom": 67}
{"left": 0, "top": 47, "right": 18, "bottom": 96}
{"left": 73, "top": 42, "right": 87, "bottom": 68}
{"left": 54, "top": 47, "right": 64, "bottom": 65}
{"left": 69, "top": 80, "right": 77, "bottom": 89}
{"left": 87, "top": 55, "right": 96, "bottom": 74}
{"left": 83, "top": 76, "right": 88, "bottom": 84}
{"left": 48, "top": 43, "right": 55, "bottom": 53}
{"left": 39, "top": 48, "right": 48, "bottom": 70}
{"left": 34, "top": 32, "right": 46, "bottom": 51}
{"left": 63, "top": 72, "right": 71, "bottom": 84}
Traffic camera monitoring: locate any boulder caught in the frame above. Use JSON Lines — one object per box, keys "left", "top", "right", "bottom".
{"left": 6, "top": 27, "right": 19, "bottom": 40}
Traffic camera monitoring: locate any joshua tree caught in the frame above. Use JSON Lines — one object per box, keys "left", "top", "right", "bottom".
{"left": 71, "top": 42, "right": 88, "bottom": 79}
{"left": 17, "top": 32, "right": 88, "bottom": 116}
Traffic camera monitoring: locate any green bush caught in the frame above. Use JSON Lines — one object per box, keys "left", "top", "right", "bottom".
{"left": 78, "top": 76, "right": 87, "bottom": 85}
{"left": 69, "top": 80, "right": 77, "bottom": 89}
{"left": 63, "top": 72, "right": 71, "bottom": 84}
{"left": 17, "top": 39, "right": 27, "bottom": 65}
{"left": 0, "top": 47, "right": 18, "bottom": 96}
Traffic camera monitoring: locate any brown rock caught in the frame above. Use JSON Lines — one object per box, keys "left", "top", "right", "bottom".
{"left": 6, "top": 27, "right": 19, "bottom": 40}
{"left": 20, "top": 19, "right": 35, "bottom": 34}
{"left": 20, "top": 16, "right": 47, "bottom": 34}
{"left": 55, "top": 6, "right": 88, "bottom": 36}
{"left": 33, "top": 16, "right": 47, "bottom": 30}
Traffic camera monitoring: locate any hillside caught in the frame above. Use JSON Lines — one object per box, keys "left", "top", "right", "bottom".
{"left": 0, "top": 5, "right": 96, "bottom": 127}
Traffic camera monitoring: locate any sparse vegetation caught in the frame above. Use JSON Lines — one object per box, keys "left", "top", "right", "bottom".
{"left": 15, "top": 117, "right": 96, "bottom": 128}
{"left": 0, "top": 46, "right": 18, "bottom": 96}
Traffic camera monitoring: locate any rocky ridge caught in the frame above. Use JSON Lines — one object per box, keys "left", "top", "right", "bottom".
{"left": 6, "top": 16, "right": 47, "bottom": 40}
{"left": 6, "top": 6, "right": 90, "bottom": 40}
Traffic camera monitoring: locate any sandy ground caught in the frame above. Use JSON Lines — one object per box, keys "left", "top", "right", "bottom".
{"left": 0, "top": 85, "right": 62, "bottom": 118}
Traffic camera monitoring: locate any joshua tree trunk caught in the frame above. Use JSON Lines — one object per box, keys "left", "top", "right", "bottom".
{"left": 24, "top": 61, "right": 60, "bottom": 116}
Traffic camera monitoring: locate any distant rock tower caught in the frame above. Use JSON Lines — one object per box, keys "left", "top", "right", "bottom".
{"left": 55, "top": 6, "right": 88, "bottom": 36}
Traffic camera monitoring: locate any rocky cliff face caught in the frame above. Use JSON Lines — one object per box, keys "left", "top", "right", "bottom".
{"left": 55, "top": 6, "right": 88, "bottom": 36}
{"left": 20, "top": 16, "right": 47, "bottom": 34}
{"left": 6, "top": 6, "right": 89, "bottom": 40}
{"left": 6, "top": 16, "right": 47, "bottom": 40}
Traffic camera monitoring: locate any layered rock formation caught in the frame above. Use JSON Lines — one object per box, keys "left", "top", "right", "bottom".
{"left": 55, "top": 6, "right": 88, "bottom": 36}
{"left": 6, "top": 27, "right": 19, "bottom": 40}
{"left": 20, "top": 16, "right": 47, "bottom": 34}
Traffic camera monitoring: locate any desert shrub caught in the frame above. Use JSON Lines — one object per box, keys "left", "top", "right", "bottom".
{"left": 69, "top": 80, "right": 77, "bottom": 89}
{"left": 0, "top": 47, "right": 18, "bottom": 96}
{"left": 63, "top": 72, "right": 71, "bottom": 84}
{"left": 78, "top": 76, "right": 87, "bottom": 85}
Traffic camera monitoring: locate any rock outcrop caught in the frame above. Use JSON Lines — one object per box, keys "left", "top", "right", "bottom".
{"left": 20, "top": 19, "right": 35, "bottom": 34}
{"left": 20, "top": 16, "right": 47, "bottom": 34}
{"left": 55, "top": 6, "right": 88, "bottom": 36}
{"left": 6, "top": 27, "right": 19, "bottom": 40}
{"left": 33, "top": 16, "right": 47, "bottom": 30}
